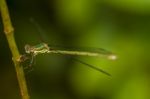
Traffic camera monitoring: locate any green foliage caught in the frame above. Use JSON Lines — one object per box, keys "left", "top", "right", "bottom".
{"left": 0, "top": 0, "right": 149, "bottom": 99}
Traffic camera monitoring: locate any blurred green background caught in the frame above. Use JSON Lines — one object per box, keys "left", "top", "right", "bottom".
{"left": 0, "top": 0, "right": 150, "bottom": 99}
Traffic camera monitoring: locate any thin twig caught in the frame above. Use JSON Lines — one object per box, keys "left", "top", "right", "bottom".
{"left": 0, "top": 0, "right": 29, "bottom": 99}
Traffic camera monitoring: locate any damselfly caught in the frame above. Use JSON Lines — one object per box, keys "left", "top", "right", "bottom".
{"left": 21, "top": 42, "right": 117, "bottom": 76}
{"left": 25, "top": 43, "right": 116, "bottom": 60}
{"left": 19, "top": 18, "right": 117, "bottom": 76}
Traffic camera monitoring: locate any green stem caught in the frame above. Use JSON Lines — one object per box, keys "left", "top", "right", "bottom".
{"left": 0, "top": 0, "right": 29, "bottom": 99}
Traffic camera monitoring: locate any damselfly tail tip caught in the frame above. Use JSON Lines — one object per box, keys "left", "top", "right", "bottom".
{"left": 108, "top": 54, "right": 117, "bottom": 60}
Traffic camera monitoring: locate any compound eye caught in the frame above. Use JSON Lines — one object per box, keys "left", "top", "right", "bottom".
{"left": 25, "top": 44, "right": 32, "bottom": 54}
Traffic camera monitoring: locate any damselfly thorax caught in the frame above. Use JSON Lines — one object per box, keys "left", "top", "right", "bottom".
{"left": 25, "top": 43, "right": 49, "bottom": 55}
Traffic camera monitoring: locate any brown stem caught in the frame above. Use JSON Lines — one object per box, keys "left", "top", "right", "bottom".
{"left": 0, "top": 0, "right": 30, "bottom": 99}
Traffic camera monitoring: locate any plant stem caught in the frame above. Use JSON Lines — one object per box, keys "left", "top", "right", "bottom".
{"left": 0, "top": 0, "right": 30, "bottom": 99}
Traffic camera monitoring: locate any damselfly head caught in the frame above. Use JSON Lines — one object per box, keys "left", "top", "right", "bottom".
{"left": 25, "top": 44, "right": 32, "bottom": 54}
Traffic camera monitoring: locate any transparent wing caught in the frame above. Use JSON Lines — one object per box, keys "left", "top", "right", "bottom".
{"left": 48, "top": 44, "right": 117, "bottom": 60}
{"left": 28, "top": 18, "right": 115, "bottom": 76}
{"left": 48, "top": 46, "right": 112, "bottom": 76}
